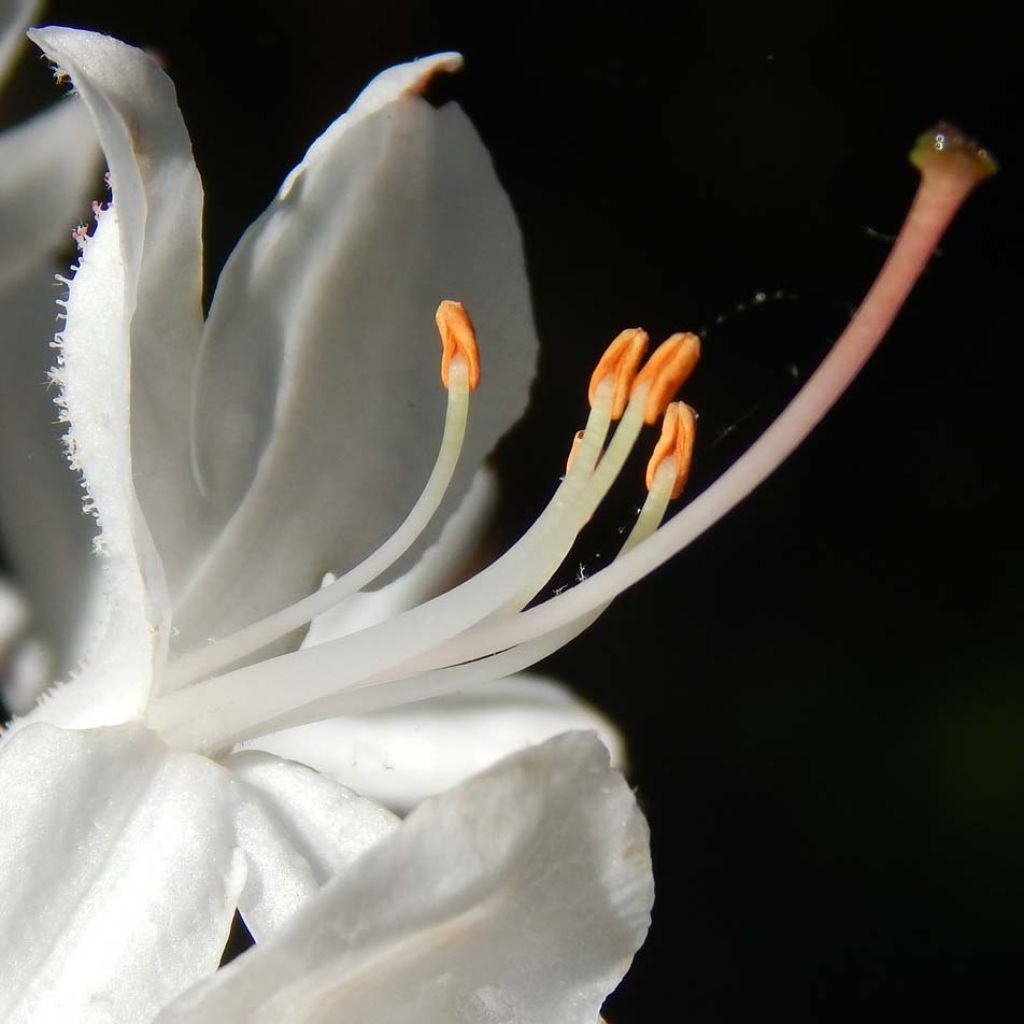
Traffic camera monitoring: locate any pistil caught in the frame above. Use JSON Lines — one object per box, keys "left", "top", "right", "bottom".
{"left": 428, "top": 124, "right": 998, "bottom": 660}
{"left": 150, "top": 125, "right": 994, "bottom": 754}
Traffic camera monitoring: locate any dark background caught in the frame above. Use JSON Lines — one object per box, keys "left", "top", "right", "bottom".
{"left": 2, "top": 1, "right": 1021, "bottom": 1019}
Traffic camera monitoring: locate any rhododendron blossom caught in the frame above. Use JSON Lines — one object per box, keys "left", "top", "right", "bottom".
{"left": 0, "top": 17, "right": 993, "bottom": 1024}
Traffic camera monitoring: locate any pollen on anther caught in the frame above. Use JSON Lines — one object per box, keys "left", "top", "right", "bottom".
{"left": 646, "top": 401, "right": 697, "bottom": 499}
{"left": 588, "top": 328, "right": 649, "bottom": 419}
{"left": 435, "top": 300, "right": 481, "bottom": 390}
{"left": 631, "top": 332, "right": 700, "bottom": 424}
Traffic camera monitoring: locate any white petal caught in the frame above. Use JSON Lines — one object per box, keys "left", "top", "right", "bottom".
{"left": 173, "top": 54, "right": 537, "bottom": 653}
{"left": 0, "top": 98, "right": 99, "bottom": 289}
{"left": 226, "top": 750, "right": 398, "bottom": 941}
{"left": 0, "top": 263, "right": 102, "bottom": 684}
{"left": 158, "top": 732, "right": 652, "bottom": 1024}
{"left": 251, "top": 672, "right": 626, "bottom": 812}
{"left": 0, "top": 98, "right": 103, "bottom": 681}
{"left": 0, "top": 0, "right": 36, "bottom": 86}
{"left": 303, "top": 465, "right": 500, "bottom": 644}
{"left": 0, "top": 721, "right": 245, "bottom": 1024}
{"left": 28, "top": 27, "right": 209, "bottom": 595}
{"left": 12, "top": 206, "right": 163, "bottom": 730}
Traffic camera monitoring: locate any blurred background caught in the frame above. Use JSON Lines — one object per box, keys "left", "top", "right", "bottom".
{"left": 1, "top": 0, "right": 1020, "bottom": 1018}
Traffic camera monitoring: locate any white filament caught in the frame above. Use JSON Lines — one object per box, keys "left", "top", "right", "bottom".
{"left": 246, "top": 458, "right": 678, "bottom": 734}
{"left": 149, "top": 378, "right": 649, "bottom": 750}
{"left": 161, "top": 359, "right": 475, "bottom": 693}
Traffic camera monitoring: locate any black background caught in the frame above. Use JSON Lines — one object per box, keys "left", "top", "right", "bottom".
{"left": 2, "top": 1, "right": 1021, "bottom": 1019}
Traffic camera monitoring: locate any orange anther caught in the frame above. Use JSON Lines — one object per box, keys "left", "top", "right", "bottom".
{"left": 435, "top": 300, "right": 481, "bottom": 390}
{"left": 631, "top": 332, "right": 700, "bottom": 424}
{"left": 645, "top": 402, "right": 697, "bottom": 499}
{"left": 588, "top": 328, "right": 649, "bottom": 420}
{"left": 564, "top": 429, "right": 586, "bottom": 474}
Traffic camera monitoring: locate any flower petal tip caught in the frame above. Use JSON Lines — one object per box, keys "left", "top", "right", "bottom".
{"left": 352, "top": 51, "right": 465, "bottom": 116}
{"left": 409, "top": 50, "right": 464, "bottom": 90}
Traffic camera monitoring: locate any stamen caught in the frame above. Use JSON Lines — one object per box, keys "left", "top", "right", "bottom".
{"left": 337, "top": 403, "right": 696, "bottom": 708}
{"left": 631, "top": 332, "right": 701, "bottom": 424}
{"left": 588, "top": 328, "right": 649, "bottom": 420}
{"left": 436, "top": 299, "right": 481, "bottom": 390}
{"left": 151, "top": 339, "right": 648, "bottom": 747}
{"left": 161, "top": 303, "right": 478, "bottom": 692}
{"left": 243, "top": 426, "right": 689, "bottom": 732}
{"left": 501, "top": 384, "right": 645, "bottom": 614}
{"left": 645, "top": 402, "right": 697, "bottom": 499}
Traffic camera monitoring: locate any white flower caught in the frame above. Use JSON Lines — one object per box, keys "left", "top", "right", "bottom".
{"left": 0, "top": 18, "right": 992, "bottom": 1024}
{"left": 0, "top": 26, "right": 655, "bottom": 1024}
{"left": 2, "top": 24, "right": 623, "bottom": 805}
